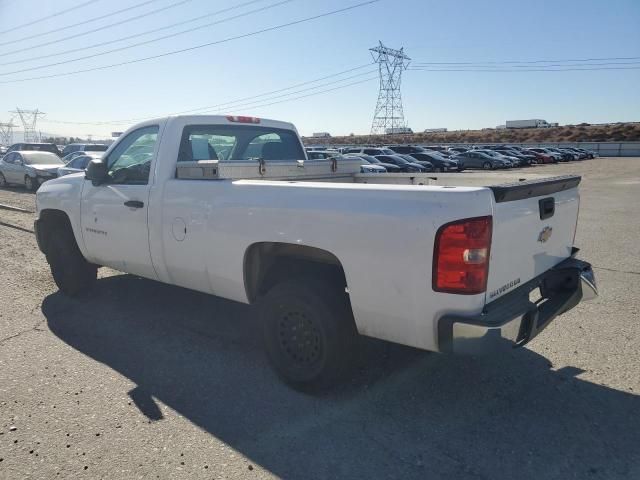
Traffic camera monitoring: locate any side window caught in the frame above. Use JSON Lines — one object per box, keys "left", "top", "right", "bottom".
{"left": 3, "top": 153, "right": 15, "bottom": 164}
{"left": 105, "top": 126, "right": 159, "bottom": 185}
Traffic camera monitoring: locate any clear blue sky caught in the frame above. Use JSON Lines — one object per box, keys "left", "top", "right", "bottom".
{"left": 1, "top": 0, "right": 639, "bottom": 139}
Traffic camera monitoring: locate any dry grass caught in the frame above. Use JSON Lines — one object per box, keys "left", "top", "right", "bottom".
{"left": 303, "top": 122, "right": 640, "bottom": 145}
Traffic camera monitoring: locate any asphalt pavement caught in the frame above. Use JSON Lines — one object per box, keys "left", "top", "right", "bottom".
{"left": 1, "top": 158, "right": 639, "bottom": 479}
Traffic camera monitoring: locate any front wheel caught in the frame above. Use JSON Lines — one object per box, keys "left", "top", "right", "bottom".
{"left": 46, "top": 226, "right": 97, "bottom": 296}
{"left": 25, "top": 175, "right": 38, "bottom": 191}
{"left": 434, "top": 167, "right": 443, "bottom": 173}
{"left": 259, "top": 278, "right": 357, "bottom": 392}
{"left": 0, "top": 172, "right": 6, "bottom": 187}
{"left": 482, "top": 161, "right": 493, "bottom": 170}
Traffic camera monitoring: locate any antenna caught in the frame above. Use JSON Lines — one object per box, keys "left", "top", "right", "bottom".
{"left": 369, "top": 41, "right": 411, "bottom": 135}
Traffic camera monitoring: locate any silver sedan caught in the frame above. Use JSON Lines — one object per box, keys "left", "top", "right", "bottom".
{"left": 0, "top": 150, "right": 64, "bottom": 191}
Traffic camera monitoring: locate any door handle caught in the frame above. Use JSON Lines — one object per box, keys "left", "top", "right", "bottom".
{"left": 124, "top": 200, "right": 144, "bottom": 209}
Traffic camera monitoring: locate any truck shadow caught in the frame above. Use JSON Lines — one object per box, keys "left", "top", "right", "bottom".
{"left": 42, "top": 274, "right": 640, "bottom": 479}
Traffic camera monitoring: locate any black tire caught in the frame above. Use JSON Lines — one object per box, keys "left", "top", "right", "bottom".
{"left": 25, "top": 175, "right": 37, "bottom": 192}
{"left": 482, "top": 161, "right": 493, "bottom": 170}
{"left": 46, "top": 226, "right": 97, "bottom": 297}
{"left": 434, "top": 167, "right": 443, "bottom": 173}
{"left": 259, "top": 277, "right": 357, "bottom": 392}
{"left": 0, "top": 172, "right": 6, "bottom": 187}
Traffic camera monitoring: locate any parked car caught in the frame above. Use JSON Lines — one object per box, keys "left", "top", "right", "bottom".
{"left": 451, "top": 151, "right": 511, "bottom": 169}
{"left": 387, "top": 145, "right": 457, "bottom": 169}
{"left": 374, "top": 154, "right": 428, "bottom": 172}
{"left": 543, "top": 147, "right": 574, "bottom": 162}
{"left": 528, "top": 148, "right": 563, "bottom": 162}
{"left": 447, "top": 146, "right": 469, "bottom": 154}
{"left": 409, "top": 151, "right": 462, "bottom": 172}
{"left": 345, "top": 154, "right": 401, "bottom": 172}
{"left": 305, "top": 150, "right": 340, "bottom": 160}
{"left": 62, "top": 150, "right": 96, "bottom": 164}
{"left": 474, "top": 149, "right": 517, "bottom": 167}
{"left": 61, "top": 143, "right": 109, "bottom": 157}
{"left": 307, "top": 150, "right": 385, "bottom": 174}
{"left": 396, "top": 154, "right": 433, "bottom": 172}
{"left": 343, "top": 147, "right": 397, "bottom": 157}
{"left": 57, "top": 153, "right": 101, "bottom": 177}
{"left": 5, "top": 142, "right": 61, "bottom": 157}
{"left": 494, "top": 148, "right": 536, "bottom": 166}
{"left": 0, "top": 151, "right": 63, "bottom": 190}
{"left": 33, "top": 114, "right": 597, "bottom": 391}
{"left": 562, "top": 147, "right": 588, "bottom": 159}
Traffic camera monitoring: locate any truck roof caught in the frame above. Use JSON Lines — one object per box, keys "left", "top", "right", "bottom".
{"left": 162, "top": 115, "right": 298, "bottom": 132}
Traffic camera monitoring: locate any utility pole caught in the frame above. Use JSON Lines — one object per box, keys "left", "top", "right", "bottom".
{"left": 369, "top": 42, "right": 411, "bottom": 135}
{"left": 11, "top": 108, "right": 45, "bottom": 142}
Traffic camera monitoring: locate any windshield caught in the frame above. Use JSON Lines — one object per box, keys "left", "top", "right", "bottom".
{"left": 24, "top": 153, "right": 63, "bottom": 165}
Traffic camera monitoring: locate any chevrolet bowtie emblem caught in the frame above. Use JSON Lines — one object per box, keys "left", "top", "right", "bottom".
{"left": 538, "top": 226, "right": 553, "bottom": 243}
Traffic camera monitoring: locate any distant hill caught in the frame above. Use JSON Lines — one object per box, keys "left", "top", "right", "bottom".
{"left": 303, "top": 122, "right": 640, "bottom": 146}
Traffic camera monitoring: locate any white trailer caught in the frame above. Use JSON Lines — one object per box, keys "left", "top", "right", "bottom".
{"left": 506, "top": 119, "right": 550, "bottom": 129}
{"left": 312, "top": 132, "right": 331, "bottom": 138}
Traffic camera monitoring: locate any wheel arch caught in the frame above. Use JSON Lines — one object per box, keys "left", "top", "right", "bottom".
{"left": 36, "top": 209, "right": 74, "bottom": 256}
{"left": 243, "top": 242, "right": 349, "bottom": 305}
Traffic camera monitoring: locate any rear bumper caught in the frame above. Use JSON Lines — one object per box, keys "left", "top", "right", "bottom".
{"left": 437, "top": 255, "right": 597, "bottom": 355}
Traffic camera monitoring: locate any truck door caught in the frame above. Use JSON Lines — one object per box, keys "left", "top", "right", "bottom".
{"left": 80, "top": 125, "right": 159, "bottom": 280}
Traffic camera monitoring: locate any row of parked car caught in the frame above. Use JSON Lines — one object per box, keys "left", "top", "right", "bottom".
{"left": 0, "top": 142, "right": 107, "bottom": 190}
{"left": 0, "top": 139, "right": 598, "bottom": 191}
{"left": 306, "top": 144, "right": 598, "bottom": 173}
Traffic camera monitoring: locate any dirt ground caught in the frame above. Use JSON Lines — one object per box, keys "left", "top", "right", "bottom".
{"left": 1, "top": 158, "right": 639, "bottom": 479}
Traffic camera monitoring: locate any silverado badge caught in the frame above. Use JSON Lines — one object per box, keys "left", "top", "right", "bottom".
{"left": 538, "top": 226, "right": 553, "bottom": 243}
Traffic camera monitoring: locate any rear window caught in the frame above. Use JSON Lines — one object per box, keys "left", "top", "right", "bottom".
{"left": 22, "top": 144, "right": 60, "bottom": 155}
{"left": 84, "top": 145, "right": 108, "bottom": 152}
{"left": 178, "top": 125, "right": 304, "bottom": 162}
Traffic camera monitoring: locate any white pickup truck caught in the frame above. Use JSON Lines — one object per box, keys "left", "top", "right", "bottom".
{"left": 34, "top": 115, "right": 597, "bottom": 390}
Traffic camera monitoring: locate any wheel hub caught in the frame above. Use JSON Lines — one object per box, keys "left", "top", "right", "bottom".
{"left": 278, "top": 311, "right": 321, "bottom": 365}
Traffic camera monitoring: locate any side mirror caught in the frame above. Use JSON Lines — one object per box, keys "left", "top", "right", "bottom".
{"left": 85, "top": 159, "right": 108, "bottom": 186}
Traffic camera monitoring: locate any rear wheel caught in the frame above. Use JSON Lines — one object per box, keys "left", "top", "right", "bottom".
{"left": 46, "top": 225, "right": 97, "bottom": 297}
{"left": 259, "top": 277, "right": 357, "bottom": 392}
{"left": 434, "top": 167, "right": 443, "bottom": 173}
{"left": 0, "top": 172, "right": 6, "bottom": 187}
{"left": 24, "top": 175, "right": 37, "bottom": 191}
{"left": 482, "top": 161, "right": 493, "bottom": 170}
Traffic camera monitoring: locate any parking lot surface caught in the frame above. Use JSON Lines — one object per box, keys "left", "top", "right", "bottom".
{"left": 1, "top": 158, "right": 639, "bottom": 479}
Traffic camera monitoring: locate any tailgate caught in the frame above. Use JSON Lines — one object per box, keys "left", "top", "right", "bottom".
{"left": 486, "top": 175, "right": 581, "bottom": 303}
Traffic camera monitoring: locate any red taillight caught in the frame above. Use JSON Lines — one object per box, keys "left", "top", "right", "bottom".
{"left": 226, "top": 115, "right": 260, "bottom": 124}
{"left": 433, "top": 216, "right": 492, "bottom": 294}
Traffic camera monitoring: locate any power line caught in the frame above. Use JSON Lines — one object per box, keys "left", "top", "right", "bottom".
{"left": 0, "top": 0, "right": 265, "bottom": 64}
{"left": 412, "top": 56, "right": 640, "bottom": 65}
{"left": 408, "top": 66, "right": 640, "bottom": 72}
{"left": 0, "top": 0, "right": 380, "bottom": 84}
{"left": 199, "top": 77, "right": 379, "bottom": 115}
{"left": 41, "top": 64, "right": 376, "bottom": 125}
{"left": 0, "top": 0, "right": 162, "bottom": 47}
{"left": 412, "top": 61, "right": 640, "bottom": 68}
{"left": 0, "top": 0, "right": 101, "bottom": 36}
{"left": 0, "top": 0, "right": 295, "bottom": 75}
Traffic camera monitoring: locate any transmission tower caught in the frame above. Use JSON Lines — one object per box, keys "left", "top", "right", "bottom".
{"left": 0, "top": 120, "right": 15, "bottom": 145}
{"left": 11, "top": 108, "right": 45, "bottom": 142}
{"left": 369, "top": 41, "right": 411, "bottom": 135}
